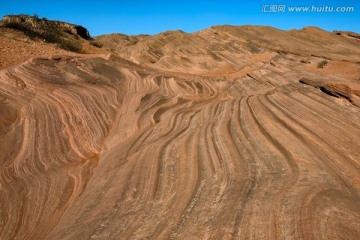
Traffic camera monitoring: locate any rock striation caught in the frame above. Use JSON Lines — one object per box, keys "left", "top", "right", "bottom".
{"left": 0, "top": 24, "right": 360, "bottom": 239}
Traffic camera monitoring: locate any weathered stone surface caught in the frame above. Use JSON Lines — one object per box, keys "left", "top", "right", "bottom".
{"left": 0, "top": 24, "right": 360, "bottom": 239}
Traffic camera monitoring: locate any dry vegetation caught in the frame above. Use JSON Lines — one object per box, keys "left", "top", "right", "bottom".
{"left": 1, "top": 14, "right": 104, "bottom": 54}
{"left": 2, "top": 15, "right": 82, "bottom": 52}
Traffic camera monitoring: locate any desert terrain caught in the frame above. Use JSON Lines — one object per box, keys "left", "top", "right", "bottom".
{"left": 0, "top": 16, "right": 360, "bottom": 239}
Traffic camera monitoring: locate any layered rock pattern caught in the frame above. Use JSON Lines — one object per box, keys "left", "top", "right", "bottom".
{"left": 0, "top": 26, "right": 360, "bottom": 239}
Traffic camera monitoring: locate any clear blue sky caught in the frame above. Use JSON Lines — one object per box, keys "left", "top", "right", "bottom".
{"left": 0, "top": 0, "right": 359, "bottom": 36}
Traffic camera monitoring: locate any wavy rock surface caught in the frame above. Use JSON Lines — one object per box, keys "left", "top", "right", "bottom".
{"left": 1, "top": 26, "right": 360, "bottom": 239}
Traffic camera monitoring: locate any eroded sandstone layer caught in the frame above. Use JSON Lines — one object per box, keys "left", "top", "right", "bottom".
{"left": 0, "top": 26, "right": 360, "bottom": 239}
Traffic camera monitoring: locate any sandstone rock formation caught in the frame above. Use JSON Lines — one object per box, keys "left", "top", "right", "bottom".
{"left": 0, "top": 24, "right": 359, "bottom": 239}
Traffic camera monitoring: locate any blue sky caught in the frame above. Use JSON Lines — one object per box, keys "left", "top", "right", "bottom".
{"left": 0, "top": 0, "right": 359, "bottom": 36}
